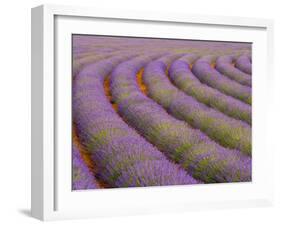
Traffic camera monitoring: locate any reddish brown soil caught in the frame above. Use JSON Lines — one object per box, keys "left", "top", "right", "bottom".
{"left": 104, "top": 77, "right": 118, "bottom": 111}
{"left": 136, "top": 68, "right": 148, "bottom": 95}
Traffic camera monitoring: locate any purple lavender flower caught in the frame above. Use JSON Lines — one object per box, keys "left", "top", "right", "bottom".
{"left": 72, "top": 142, "right": 99, "bottom": 190}
{"left": 215, "top": 55, "right": 251, "bottom": 87}
{"left": 73, "top": 54, "right": 198, "bottom": 187}
{"left": 142, "top": 55, "right": 251, "bottom": 155}
{"left": 72, "top": 35, "right": 252, "bottom": 186}
{"left": 169, "top": 54, "right": 251, "bottom": 124}
{"left": 111, "top": 55, "right": 252, "bottom": 183}
{"left": 192, "top": 56, "right": 252, "bottom": 105}
{"left": 235, "top": 55, "right": 252, "bottom": 74}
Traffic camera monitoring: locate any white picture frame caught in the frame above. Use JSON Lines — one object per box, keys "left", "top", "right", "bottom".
{"left": 31, "top": 4, "right": 274, "bottom": 221}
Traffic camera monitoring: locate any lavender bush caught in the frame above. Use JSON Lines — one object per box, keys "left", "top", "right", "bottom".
{"left": 235, "top": 55, "right": 252, "bottom": 74}
{"left": 72, "top": 142, "right": 100, "bottom": 190}
{"left": 169, "top": 55, "right": 251, "bottom": 124}
{"left": 215, "top": 55, "right": 252, "bottom": 87}
{"left": 111, "top": 56, "right": 251, "bottom": 183}
{"left": 72, "top": 35, "right": 252, "bottom": 188}
{"left": 73, "top": 55, "right": 198, "bottom": 187}
{"left": 192, "top": 56, "right": 252, "bottom": 104}
{"left": 143, "top": 55, "right": 251, "bottom": 155}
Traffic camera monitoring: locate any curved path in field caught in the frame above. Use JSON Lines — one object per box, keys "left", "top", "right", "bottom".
{"left": 110, "top": 54, "right": 251, "bottom": 183}
{"left": 73, "top": 53, "right": 198, "bottom": 187}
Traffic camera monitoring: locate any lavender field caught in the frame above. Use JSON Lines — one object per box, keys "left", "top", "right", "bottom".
{"left": 72, "top": 35, "right": 252, "bottom": 190}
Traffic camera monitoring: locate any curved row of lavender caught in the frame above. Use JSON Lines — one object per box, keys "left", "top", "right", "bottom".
{"left": 73, "top": 35, "right": 252, "bottom": 188}
{"left": 72, "top": 142, "right": 100, "bottom": 190}
{"left": 215, "top": 55, "right": 252, "bottom": 87}
{"left": 73, "top": 50, "right": 136, "bottom": 78}
{"left": 192, "top": 56, "right": 252, "bottom": 105}
{"left": 143, "top": 55, "right": 251, "bottom": 155}
{"left": 110, "top": 55, "right": 251, "bottom": 183}
{"left": 73, "top": 52, "right": 112, "bottom": 78}
{"left": 73, "top": 53, "right": 199, "bottom": 188}
{"left": 169, "top": 55, "right": 251, "bottom": 124}
{"left": 235, "top": 55, "right": 252, "bottom": 75}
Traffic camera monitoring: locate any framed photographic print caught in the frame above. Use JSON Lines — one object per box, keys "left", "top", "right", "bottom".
{"left": 31, "top": 4, "right": 274, "bottom": 221}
